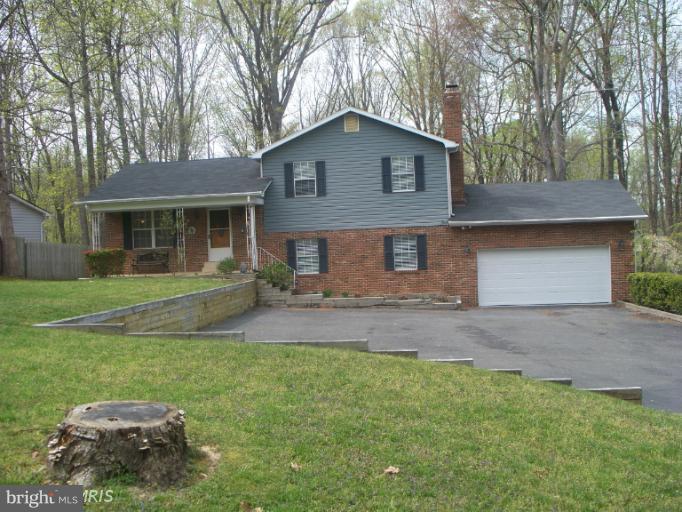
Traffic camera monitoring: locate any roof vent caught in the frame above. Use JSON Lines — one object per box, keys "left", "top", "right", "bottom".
{"left": 344, "top": 113, "right": 359, "bottom": 133}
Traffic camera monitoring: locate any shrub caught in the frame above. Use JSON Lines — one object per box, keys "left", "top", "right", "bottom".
{"left": 635, "top": 233, "right": 682, "bottom": 273}
{"left": 257, "top": 262, "right": 293, "bottom": 290}
{"left": 217, "top": 257, "right": 237, "bottom": 275}
{"left": 84, "top": 249, "right": 126, "bottom": 277}
{"left": 628, "top": 272, "right": 682, "bottom": 314}
{"left": 341, "top": 292, "right": 349, "bottom": 298}
{"left": 322, "top": 289, "right": 333, "bottom": 298}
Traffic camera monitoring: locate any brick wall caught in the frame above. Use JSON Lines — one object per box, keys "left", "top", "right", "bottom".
{"left": 443, "top": 84, "right": 465, "bottom": 205}
{"left": 261, "top": 221, "right": 635, "bottom": 306}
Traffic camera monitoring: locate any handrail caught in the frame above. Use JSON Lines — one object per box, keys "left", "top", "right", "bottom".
{"left": 256, "top": 246, "right": 297, "bottom": 289}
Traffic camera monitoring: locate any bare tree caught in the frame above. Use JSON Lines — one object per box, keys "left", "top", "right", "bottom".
{"left": 575, "top": 0, "right": 629, "bottom": 186}
{"left": 216, "top": 0, "right": 343, "bottom": 146}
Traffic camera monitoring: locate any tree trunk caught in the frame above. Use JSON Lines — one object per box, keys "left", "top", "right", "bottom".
{"left": 67, "top": 85, "right": 91, "bottom": 246}
{"left": 0, "top": 115, "right": 21, "bottom": 276}
{"left": 658, "top": 0, "right": 674, "bottom": 232}
{"left": 48, "top": 401, "right": 187, "bottom": 488}
{"left": 79, "top": 12, "right": 97, "bottom": 190}
{"left": 106, "top": 34, "right": 130, "bottom": 166}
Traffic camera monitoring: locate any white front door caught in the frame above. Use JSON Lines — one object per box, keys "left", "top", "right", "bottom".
{"left": 208, "top": 209, "right": 233, "bottom": 261}
{"left": 477, "top": 246, "right": 612, "bottom": 306}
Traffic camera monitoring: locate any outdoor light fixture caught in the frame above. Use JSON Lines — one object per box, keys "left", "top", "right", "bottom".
{"left": 464, "top": 245, "right": 471, "bottom": 255}
{"left": 617, "top": 240, "right": 625, "bottom": 250}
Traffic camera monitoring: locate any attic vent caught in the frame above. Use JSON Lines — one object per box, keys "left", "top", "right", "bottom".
{"left": 344, "top": 113, "right": 359, "bottom": 133}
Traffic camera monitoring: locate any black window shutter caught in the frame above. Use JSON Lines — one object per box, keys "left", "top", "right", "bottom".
{"left": 286, "top": 239, "right": 297, "bottom": 270}
{"left": 381, "top": 157, "right": 392, "bottom": 193}
{"left": 122, "top": 212, "right": 133, "bottom": 250}
{"left": 417, "top": 234, "right": 427, "bottom": 270}
{"left": 315, "top": 161, "right": 326, "bottom": 196}
{"left": 415, "top": 155, "right": 425, "bottom": 191}
{"left": 284, "top": 162, "right": 294, "bottom": 198}
{"left": 318, "top": 238, "right": 328, "bottom": 273}
{"left": 384, "top": 235, "right": 394, "bottom": 271}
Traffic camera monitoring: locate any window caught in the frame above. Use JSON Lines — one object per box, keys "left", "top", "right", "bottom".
{"left": 344, "top": 113, "right": 359, "bottom": 132}
{"left": 296, "top": 239, "right": 320, "bottom": 274}
{"left": 132, "top": 210, "right": 174, "bottom": 249}
{"left": 391, "top": 156, "right": 415, "bottom": 192}
{"left": 294, "top": 161, "right": 317, "bottom": 197}
{"left": 393, "top": 235, "right": 418, "bottom": 271}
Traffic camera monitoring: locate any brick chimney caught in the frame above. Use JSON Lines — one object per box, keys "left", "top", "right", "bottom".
{"left": 443, "top": 83, "right": 465, "bottom": 206}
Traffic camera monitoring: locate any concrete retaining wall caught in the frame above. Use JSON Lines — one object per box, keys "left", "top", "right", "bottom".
{"left": 38, "top": 280, "right": 257, "bottom": 333}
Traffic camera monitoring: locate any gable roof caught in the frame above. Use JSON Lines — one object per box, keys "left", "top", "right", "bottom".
{"left": 80, "top": 158, "right": 271, "bottom": 205}
{"left": 10, "top": 194, "right": 50, "bottom": 217}
{"left": 251, "top": 107, "right": 459, "bottom": 159}
{"left": 449, "top": 180, "right": 646, "bottom": 227}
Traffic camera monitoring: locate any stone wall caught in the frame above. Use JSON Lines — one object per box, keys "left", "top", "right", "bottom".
{"left": 44, "top": 280, "right": 256, "bottom": 333}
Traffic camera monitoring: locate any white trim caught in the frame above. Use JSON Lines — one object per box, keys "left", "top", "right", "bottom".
{"left": 10, "top": 194, "right": 50, "bottom": 217}
{"left": 250, "top": 107, "right": 459, "bottom": 159}
{"left": 445, "top": 151, "right": 453, "bottom": 217}
{"left": 207, "top": 208, "right": 233, "bottom": 261}
{"left": 78, "top": 191, "right": 266, "bottom": 205}
{"left": 393, "top": 234, "right": 418, "bottom": 271}
{"left": 390, "top": 155, "right": 416, "bottom": 193}
{"left": 448, "top": 214, "right": 647, "bottom": 227}
{"left": 131, "top": 210, "right": 175, "bottom": 250}
{"left": 85, "top": 195, "right": 265, "bottom": 213}
{"left": 248, "top": 204, "right": 257, "bottom": 270}
{"left": 293, "top": 160, "right": 318, "bottom": 197}
{"left": 295, "top": 239, "right": 320, "bottom": 275}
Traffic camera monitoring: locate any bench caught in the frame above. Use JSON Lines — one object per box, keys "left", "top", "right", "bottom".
{"left": 132, "top": 250, "right": 170, "bottom": 274}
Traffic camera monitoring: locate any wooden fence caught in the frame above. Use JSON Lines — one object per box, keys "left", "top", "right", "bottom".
{"left": 1, "top": 237, "right": 87, "bottom": 280}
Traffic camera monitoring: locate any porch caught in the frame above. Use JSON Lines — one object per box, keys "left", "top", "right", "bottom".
{"left": 90, "top": 203, "right": 262, "bottom": 275}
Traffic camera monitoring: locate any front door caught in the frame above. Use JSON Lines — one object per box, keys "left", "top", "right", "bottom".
{"left": 208, "top": 209, "right": 232, "bottom": 261}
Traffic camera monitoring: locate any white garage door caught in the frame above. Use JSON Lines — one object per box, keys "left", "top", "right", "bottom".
{"left": 477, "top": 246, "right": 612, "bottom": 306}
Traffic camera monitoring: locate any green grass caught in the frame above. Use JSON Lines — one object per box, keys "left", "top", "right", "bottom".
{"left": 1, "top": 278, "right": 681, "bottom": 511}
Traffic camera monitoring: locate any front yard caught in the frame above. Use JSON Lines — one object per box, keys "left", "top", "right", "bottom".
{"left": 1, "top": 277, "right": 681, "bottom": 511}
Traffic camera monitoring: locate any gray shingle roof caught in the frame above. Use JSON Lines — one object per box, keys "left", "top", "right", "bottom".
{"left": 83, "top": 158, "right": 271, "bottom": 203}
{"left": 450, "top": 180, "right": 646, "bottom": 226}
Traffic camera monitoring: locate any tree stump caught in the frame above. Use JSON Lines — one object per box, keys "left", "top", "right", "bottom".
{"left": 47, "top": 401, "right": 187, "bottom": 487}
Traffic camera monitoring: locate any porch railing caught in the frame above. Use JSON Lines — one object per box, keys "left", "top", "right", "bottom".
{"left": 256, "top": 246, "right": 296, "bottom": 289}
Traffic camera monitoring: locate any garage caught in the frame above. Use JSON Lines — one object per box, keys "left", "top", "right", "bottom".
{"left": 477, "top": 246, "right": 612, "bottom": 306}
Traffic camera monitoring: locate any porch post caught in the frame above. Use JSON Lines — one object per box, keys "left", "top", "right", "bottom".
{"left": 175, "top": 207, "right": 186, "bottom": 272}
{"left": 90, "top": 212, "right": 101, "bottom": 250}
{"left": 248, "top": 203, "right": 258, "bottom": 270}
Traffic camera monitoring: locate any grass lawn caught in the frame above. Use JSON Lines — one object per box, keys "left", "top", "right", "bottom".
{"left": 1, "top": 278, "right": 681, "bottom": 511}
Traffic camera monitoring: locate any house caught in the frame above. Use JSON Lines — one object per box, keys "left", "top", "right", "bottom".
{"left": 4, "top": 194, "right": 49, "bottom": 241}
{"left": 80, "top": 85, "right": 646, "bottom": 307}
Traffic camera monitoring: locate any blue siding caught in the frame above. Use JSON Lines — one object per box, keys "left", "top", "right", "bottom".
{"left": 261, "top": 115, "right": 450, "bottom": 232}
{"left": 9, "top": 199, "right": 44, "bottom": 241}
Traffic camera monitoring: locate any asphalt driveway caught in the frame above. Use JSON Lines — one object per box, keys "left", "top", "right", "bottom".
{"left": 207, "top": 305, "right": 682, "bottom": 412}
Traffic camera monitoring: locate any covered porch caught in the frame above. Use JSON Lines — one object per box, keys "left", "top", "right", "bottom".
{"left": 87, "top": 196, "right": 263, "bottom": 274}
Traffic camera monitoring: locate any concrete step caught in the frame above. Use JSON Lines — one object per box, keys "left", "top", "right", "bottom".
{"left": 489, "top": 368, "right": 523, "bottom": 375}
{"left": 247, "top": 339, "right": 369, "bottom": 351}
{"left": 371, "top": 349, "right": 419, "bottom": 358}
{"left": 582, "top": 386, "right": 643, "bottom": 404}
{"left": 427, "top": 358, "right": 474, "bottom": 366}
{"left": 537, "top": 377, "right": 573, "bottom": 386}
{"left": 201, "top": 261, "right": 219, "bottom": 274}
